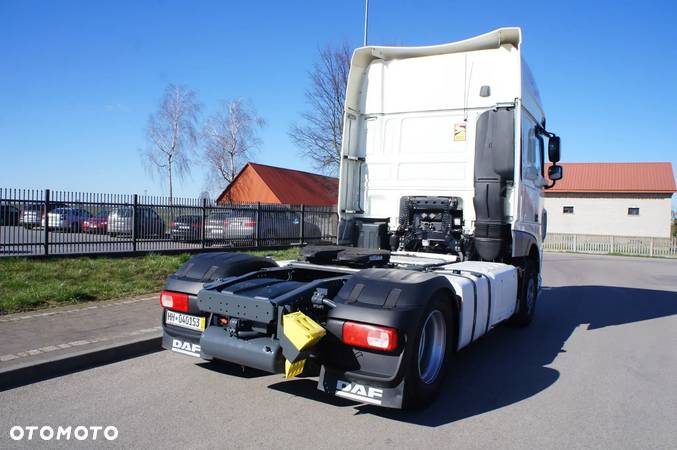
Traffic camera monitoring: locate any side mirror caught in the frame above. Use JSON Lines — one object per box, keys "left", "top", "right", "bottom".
{"left": 548, "top": 164, "right": 563, "bottom": 181}
{"left": 548, "top": 136, "right": 561, "bottom": 163}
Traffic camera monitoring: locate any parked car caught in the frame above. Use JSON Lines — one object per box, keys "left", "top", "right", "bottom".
{"left": 108, "top": 207, "right": 165, "bottom": 237}
{"left": 205, "top": 207, "right": 321, "bottom": 245}
{"left": 170, "top": 215, "right": 203, "bottom": 242}
{"left": 42, "top": 207, "right": 92, "bottom": 232}
{"left": 0, "top": 204, "right": 20, "bottom": 226}
{"left": 83, "top": 210, "right": 110, "bottom": 234}
{"left": 260, "top": 208, "right": 322, "bottom": 244}
{"left": 205, "top": 210, "right": 256, "bottom": 244}
{"left": 19, "top": 202, "right": 67, "bottom": 228}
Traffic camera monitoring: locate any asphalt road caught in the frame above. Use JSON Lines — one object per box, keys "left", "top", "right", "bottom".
{"left": 1, "top": 253, "right": 676, "bottom": 449}
{"left": 0, "top": 225, "right": 204, "bottom": 255}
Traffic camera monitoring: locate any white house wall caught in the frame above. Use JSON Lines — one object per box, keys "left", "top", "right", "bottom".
{"left": 544, "top": 193, "right": 673, "bottom": 238}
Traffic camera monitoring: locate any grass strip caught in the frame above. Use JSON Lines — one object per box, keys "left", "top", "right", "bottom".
{"left": 0, "top": 248, "right": 300, "bottom": 315}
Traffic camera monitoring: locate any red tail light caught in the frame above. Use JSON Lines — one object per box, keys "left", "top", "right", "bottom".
{"left": 160, "top": 291, "right": 189, "bottom": 312}
{"left": 244, "top": 219, "right": 256, "bottom": 227}
{"left": 223, "top": 220, "right": 230, "bottom": 226}
{"left": 170, "top": 222, "right": 176, "bottom": 228}
{"left": 342, "top": 322, "right": 398, "bottom": 351}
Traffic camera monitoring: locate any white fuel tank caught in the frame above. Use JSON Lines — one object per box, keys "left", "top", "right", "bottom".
{"left": 436, "top": 261, "right": 518, "bottom": 349}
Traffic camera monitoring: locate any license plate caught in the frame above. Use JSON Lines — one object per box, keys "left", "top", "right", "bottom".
{"left": 165, "top": 310, "right": 206, "bottom": 332}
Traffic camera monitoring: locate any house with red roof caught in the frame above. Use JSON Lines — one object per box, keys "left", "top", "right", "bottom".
{"left": 545, "top": 162, "right": 676, "bottom": 238}
{"left": 216, "top": 163, "right": 339, "bottom": 207}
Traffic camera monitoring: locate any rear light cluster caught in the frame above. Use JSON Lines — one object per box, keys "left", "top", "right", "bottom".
{"left": 160, "top": 291, "right": 189, "bottom": 312}
{"left": 342, "top": 322, "right": 398, "bottom": 352}
{"left": 243, "top": 219, "right": 256, "bottom": 227}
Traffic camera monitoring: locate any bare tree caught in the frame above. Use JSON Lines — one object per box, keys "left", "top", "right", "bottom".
{"left": 142, "top": 84, "right": 200, "bottom": 202}
{"left": 202, "top": 99, "right": 265, "bottom": 199}
{"left": 289, "top": 42, "right": 352, "bottom": 175}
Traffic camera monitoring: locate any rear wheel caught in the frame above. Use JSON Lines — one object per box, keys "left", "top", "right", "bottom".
{"left": 402, "top": 292, "right": 455, "bottom": 409}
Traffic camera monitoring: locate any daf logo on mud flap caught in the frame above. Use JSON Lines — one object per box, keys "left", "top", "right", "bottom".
{"left": 171, "top": 338, "right": 200, "bottom": 357}
{"left": 335, "top": 380, "right": 383, "bottom": 405}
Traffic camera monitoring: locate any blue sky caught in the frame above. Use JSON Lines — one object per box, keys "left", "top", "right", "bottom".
{"left": 1, "top": 0, "right": 676, "bottom": 206}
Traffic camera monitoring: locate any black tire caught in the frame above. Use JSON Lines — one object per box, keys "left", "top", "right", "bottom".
{"left": 402, "top": 292, "right": 455, "bottom": 410}
{"left": 511, "top": 258, "right": 538, "bottom": 327}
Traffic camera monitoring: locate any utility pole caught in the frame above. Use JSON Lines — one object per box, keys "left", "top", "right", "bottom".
{"left": 363, "top": 0, "right": 369, "bottom": 46}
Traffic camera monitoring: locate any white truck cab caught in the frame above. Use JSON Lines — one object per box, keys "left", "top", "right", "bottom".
{"left": 337, "top": 27, "right": 562, "bottom": 265}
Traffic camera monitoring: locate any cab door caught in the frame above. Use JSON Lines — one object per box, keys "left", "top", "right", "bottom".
{"left": 517, "top": 112, "right": 545, "bottom": 245}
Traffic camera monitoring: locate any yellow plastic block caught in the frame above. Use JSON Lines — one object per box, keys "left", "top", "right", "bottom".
{"left": 285, "top": 359, "right": 306, "bottom": 378}
{"left": 283, "top": 311, "right": 326, "bottom": 351}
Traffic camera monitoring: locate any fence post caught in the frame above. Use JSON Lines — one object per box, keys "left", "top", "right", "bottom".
{"left": 573, "top": 234, "right": 577, "bottom": 253}
{"left": 650, "top": 237, "right": 654, "bottom": 257}
{"left": 132, "top": 194, "right": 138, "bottom": 253}
{"left": 255, "top": 202, "right": 261, "bottom": 248}
{"left": 610, "top": 235, "right": 614, "bottom": 254}
{"left": 300, "top": 204, "right": 305, "bottom": 245}
{"left": 201, "top": 198, "right": 207, "bottom": 249}
{"left": 43, "top": 189, "right": 50, "bottom": 256}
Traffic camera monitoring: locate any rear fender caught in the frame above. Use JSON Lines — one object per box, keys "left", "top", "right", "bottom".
{"left": 328, "top": 268, "right": 455, "bottom": 331}
{"left": 321, "top": 269, "right": 455, "bottom": 387}
{"left": 163, "top": 252, "right": 279, "bottom": 315}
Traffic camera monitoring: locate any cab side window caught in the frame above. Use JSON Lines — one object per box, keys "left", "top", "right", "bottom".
{"left": 521, "top": 122, "right": 543, "bottom": 181}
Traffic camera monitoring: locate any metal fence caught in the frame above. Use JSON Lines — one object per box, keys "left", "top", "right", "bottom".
{"left": 0, "top": 188, "right": 338, "bottom": 257}
{"left": 544, "top": 233, "right": 677, "bottom": 258}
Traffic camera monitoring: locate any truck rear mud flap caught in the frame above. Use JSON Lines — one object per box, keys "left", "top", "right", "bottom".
{"left": 318, "top": 366, "right": 405, "bottom": 409}
{"left": 162, "top": 328, "right": 202, "bottom": 358}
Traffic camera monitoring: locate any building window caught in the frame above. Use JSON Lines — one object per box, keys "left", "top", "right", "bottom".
{"left": 628, "top": 207, "right": 640, "bottom": 216}
{"left": 563, "top": 206, "right": 574, "bottom": 214}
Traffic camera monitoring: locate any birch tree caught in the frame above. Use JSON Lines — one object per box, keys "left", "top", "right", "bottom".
{"left": 289, "top": 42, "right": 352, "bottom": 175}
{"left": 142, "top": 84, "right": 200, "bottom": 202}
{"left": 202, "top": 99, "right": 265, "bottom": 199}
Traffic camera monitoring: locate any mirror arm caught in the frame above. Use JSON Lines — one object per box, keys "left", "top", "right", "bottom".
{"left": 544, "top": 179, "right": 557, "bottom": 190}
{"left": 536, "top": 125, "right": 555, "bottom": 139}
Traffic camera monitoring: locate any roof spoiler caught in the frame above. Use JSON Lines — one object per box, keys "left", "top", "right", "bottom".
{"left": 351, "top": 27, "right": 521, "bottom": 65}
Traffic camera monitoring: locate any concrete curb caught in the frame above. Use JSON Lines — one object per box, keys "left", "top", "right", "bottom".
{"left": 0, "top": 335, "right": 162, "bottom": 391}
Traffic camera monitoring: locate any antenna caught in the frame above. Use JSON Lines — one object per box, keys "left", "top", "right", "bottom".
{"left": 363, "top": 0, "right": 369, "bottom": 46}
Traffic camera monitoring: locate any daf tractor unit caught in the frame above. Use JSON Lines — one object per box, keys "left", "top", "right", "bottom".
{"left": 159, "top": 27, "right": 563, "bottom": 409}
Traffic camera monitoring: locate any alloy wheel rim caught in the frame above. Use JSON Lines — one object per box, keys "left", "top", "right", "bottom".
{"left": 417, "top": 310, "right": 446, "bottom": 384}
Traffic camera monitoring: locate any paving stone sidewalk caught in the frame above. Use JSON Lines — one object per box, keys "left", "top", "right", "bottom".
{"left": 0, "top": 294, "right": 163, "bottom": 379}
